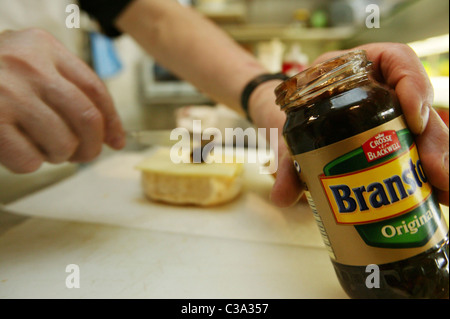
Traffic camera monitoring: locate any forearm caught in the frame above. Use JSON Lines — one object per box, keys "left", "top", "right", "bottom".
{"left": 115, "top": 0, "right": 267, "bottom": 114}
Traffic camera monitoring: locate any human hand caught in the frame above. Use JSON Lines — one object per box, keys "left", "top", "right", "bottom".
{"left": 247, "top": 80, "right": 304, "bottom": 207}
{"left": 253, "top": 43, "right": 449, "bottom": 207}
{"left": 0, "top": 29, "right": 125, "bottom": 173}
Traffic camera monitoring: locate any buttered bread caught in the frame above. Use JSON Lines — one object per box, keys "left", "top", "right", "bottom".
{"left": 135, "top": 149, "right": 244, "bottom": 206}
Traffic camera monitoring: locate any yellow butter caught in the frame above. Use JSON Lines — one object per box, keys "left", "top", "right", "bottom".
{"left": 135, "top": 149, "right": 243, "bottom": 178}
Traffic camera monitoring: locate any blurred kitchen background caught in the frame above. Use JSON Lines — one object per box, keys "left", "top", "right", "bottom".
{"left": 107, "top": 0, "right": 449, "bottom": 131}
{"left": 0, "top": 0, "right": 448, "bottom": 204}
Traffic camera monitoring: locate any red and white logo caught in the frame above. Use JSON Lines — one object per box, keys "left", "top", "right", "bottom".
{"left": 362, "top": 130, "right": 401, "bottom": 163}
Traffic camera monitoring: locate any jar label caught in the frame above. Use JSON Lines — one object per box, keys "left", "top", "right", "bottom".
{"left": 320, "top": 143, "right": 432, "bottom": 225}
{"left": 362, "top": 130, "right": 401, "bottom": 162}
{"left": 294, "top": 116, "right": 448, "bottom": 266}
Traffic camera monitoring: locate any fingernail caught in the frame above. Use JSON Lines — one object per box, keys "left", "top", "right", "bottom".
{"left": 109, "top": 134, "right": 126, "bottom": 149}
{"left": 420, "top": 104, "right": 431, "bottom": 133}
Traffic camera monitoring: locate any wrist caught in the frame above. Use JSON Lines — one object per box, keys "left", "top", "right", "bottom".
{"left": 241, "top": 73, "right": 288, "bottom": 123}
{"left": 248, "top": 79, "right": 286, "bottom": 133}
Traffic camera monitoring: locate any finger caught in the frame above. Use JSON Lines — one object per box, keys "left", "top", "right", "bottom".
{"left": 0, "top": 124, "right": 44, "bottom": 174}
{"left": 415, "top": 107, "right": 449, "bottom": 201}
{"left": 14, "top": 97, "right": 79, "bottom": 164}
{"left": 40, "top": 76, "right": 105, "bottom": 163}
{"left": 361, "top": 43, "right": 433, "bottom": 135}
{"left": 270, "top": 147, "right": 304, "bottom": 208}
{"left": 53, "top": 48, "right": 125, "bottom": 149}
{"left": 312, "top": 44, "right": 433, "bottom": 135}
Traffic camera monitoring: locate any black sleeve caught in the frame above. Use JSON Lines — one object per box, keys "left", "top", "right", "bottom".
{"left": 79, "top": 0, "right": 137, "bottom": 37}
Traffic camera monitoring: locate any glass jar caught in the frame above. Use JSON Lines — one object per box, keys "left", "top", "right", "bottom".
{"left": 275, "top": 50, "right": 449, "bottom": 299}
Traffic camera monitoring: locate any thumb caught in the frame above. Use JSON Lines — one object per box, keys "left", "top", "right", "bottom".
{"left": 270, "top": 144, "right": 304, "bottom": 207}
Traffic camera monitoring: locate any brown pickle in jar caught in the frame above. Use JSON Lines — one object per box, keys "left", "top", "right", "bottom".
{"left": 276, "top": 50, "right": 449, "bottom": 299}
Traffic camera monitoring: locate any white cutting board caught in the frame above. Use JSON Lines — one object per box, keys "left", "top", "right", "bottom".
{"left": 4, "top": 148, "right": 324, "bottom": 248}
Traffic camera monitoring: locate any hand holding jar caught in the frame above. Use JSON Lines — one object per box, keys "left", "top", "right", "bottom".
{"left": 266, "top": 43, "right": 449, "bottom": 208}
{"left": 272, "top": 48, "right": 448, "bottom": 299}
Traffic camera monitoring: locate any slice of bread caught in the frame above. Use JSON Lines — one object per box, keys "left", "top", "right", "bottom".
{"left": 135, "top": 149, "right": 244, "bottom": 206}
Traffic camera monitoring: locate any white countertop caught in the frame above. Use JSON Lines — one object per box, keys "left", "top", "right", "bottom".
{"left": 0, "top": 148, "right": 348, "bottom": 299}
{"left": 0, "top": 216, "right": 346, "bottom": 299}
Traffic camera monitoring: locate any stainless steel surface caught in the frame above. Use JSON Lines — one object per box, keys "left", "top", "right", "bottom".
{"left": 126, "top": 130, "right": 178, "bottom": 147}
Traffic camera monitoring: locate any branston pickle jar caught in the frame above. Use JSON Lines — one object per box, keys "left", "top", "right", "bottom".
{"left": 275, "top": 50, "right": 449, "bottom": 299}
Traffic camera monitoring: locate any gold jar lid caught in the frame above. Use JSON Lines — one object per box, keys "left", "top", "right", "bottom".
{"left": 275, "top": 50, "right": 373, "bottom": 111}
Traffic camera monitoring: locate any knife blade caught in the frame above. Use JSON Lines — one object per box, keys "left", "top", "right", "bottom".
{"left": 126, "top": 130, "right": 184, "bottom": 147}
{"left": 127, "top": 130, "right": 217, "bottom": 163}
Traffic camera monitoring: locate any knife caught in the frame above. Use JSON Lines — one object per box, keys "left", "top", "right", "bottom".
{"left": 126, "top": 130, "right": 182, "bottom": 147}
{"left": 127, "top": 130, "right": 217, "bottom": 163}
